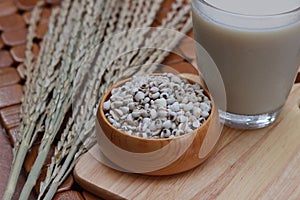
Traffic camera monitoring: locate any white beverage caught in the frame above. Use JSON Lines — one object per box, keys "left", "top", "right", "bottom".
{"left": 192, "top": 0, "right": 300, "bottom": 116}
{"left": 207, "top": 0, "right": 299, "bottom": 15}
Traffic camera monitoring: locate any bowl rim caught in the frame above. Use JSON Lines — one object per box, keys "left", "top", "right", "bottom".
{"left": 97, "top": 73, "right": 216, "bottom": 141}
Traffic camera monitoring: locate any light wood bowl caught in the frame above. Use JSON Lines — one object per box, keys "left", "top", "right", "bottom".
{"left": 96, "top": 74, "right": 221, "bottom": 176}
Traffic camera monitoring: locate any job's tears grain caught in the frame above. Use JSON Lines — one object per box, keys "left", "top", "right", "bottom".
{"left": 103, "top": 73, "right": 211, "bottom": 139}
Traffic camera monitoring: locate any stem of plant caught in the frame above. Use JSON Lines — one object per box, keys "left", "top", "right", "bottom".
{"left": 42, "top": 143, "right": 79, "bottom": 200}
{"left": 18, "top": 146, "right": 50, "bottom": 200}
{"left": 3, "top": 121, "right": 37, "bottom": 200}
{"left": 2, "top": 141, "right": 29, "bottom": 200}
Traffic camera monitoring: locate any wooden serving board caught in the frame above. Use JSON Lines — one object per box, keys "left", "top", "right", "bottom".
{"left": 74, "top": 83, "right": 300, "bottom": 200}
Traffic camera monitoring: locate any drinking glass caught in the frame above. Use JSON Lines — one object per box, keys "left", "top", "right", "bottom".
{"left": 191, "top": 0, "right": 300, "bottom": 129}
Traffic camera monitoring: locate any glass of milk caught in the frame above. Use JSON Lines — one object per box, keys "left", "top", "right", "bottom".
{"left": 191, "top": 0, "right": 300, "bottom": 129}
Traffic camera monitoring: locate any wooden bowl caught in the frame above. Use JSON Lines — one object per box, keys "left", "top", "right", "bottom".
{"left": 96, "top": 74, "right": 221, "bottom": 175}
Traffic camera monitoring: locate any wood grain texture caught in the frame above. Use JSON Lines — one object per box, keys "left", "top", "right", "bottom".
{"left": 0, "top": 13, "right": 25, "bottom": 31}
{"left": 0, "top": 67, "right": 20, "bottom": 87}
{"left": 7, "top": 126, "right": 19, "bottom": 146}
{"left": 0, "top": 125, "right": 14, "bottom": 199}
{"left": 82, "top": 191, "right": 103, "bottom": 200}
{"left": 17, "top": 64, "right": 25, "bottom": 80}
{"left": 0, "top": 84, "right": 22, "bottom": 108}
{"left": 53, "top": 190, "right": 84, "bottom": 200}
{"left": 35, "top": 22, "right": 48, "bottom": 39}
{"left": 1, "top": 28, "right": 27, "bottom": 46}
{"left": 74, "top": 84, "right": 300, "bottom": 200}
{"left": 15, "top": 0, "right": 39, "bottom": 11}
{"left": 10, "top": 44, "right": 39, "bottom": 62}
{"left": 0, "top": 50, "right": 13, "bottom": 67}
{"left": 0, "top": 104, "right": 20, "bottom": 129}
{"left": 0, "top": 1, "right": 17, "bottom": 17}
{"left": 57, "top": 175, "right": 75, "bottom": 193}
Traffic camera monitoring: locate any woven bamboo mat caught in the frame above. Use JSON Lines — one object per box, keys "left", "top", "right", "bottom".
{"left": 0, "top": 0, "right": 197, "bottom": 199}
{"left": 0, "top": 0, "right": 299, "bottom": 199}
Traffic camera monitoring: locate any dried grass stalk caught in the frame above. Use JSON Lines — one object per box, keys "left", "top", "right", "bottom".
{"left": 19, "top": 0, "right": 89, "bottom": 199}
{"left": 5, "top": 0, "right": 193, "bottom": 199}
{"left": 40, "top": 1, "right": 192, "bottom": 199}
{"left": 3, "top": 1, "right": 45, "bottom": 199}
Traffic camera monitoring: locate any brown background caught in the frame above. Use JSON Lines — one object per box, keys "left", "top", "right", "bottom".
{"left": 0, "top": 0, "right": 299, "bottom": 199}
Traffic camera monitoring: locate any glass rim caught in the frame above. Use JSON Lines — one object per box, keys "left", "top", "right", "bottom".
{"left": 195, "top": 0, "right": 300, "bottom": 18}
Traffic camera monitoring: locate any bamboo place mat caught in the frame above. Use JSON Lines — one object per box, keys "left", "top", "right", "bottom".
{"left": 0, "top": 0, "right": 299, "bottom": 199}
{"left": 0, "top": 0, "right": 197, "bottom": 199}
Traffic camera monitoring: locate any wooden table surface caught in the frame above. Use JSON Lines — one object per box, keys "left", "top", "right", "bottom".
{"left": 0, "top": 0, "right": 299, "bottom": 199}
{"left": 74, "top": 83, "right": 300, "bottom": 200}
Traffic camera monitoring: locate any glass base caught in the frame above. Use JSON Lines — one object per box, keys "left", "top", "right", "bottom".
{"left": 219, "top": 108, "right": 281, "bottom": 130}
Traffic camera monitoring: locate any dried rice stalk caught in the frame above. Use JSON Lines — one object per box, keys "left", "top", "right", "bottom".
{"left": 40, "top": 1, "right": 192, "bottom": 199}
{"left": 5, "top": 0, "right": 193, "bottom": 199}
{"left": 3, "top": 1, "right": 46, "bottom": 199}
{"left": 19, "top": 0, "right": 89, "bottom": 199}
{"left": 39, "top": 0, "right": 113, "bottom": 196}
{"left": 4, "top": 0, "right": 74, "bottom": 199}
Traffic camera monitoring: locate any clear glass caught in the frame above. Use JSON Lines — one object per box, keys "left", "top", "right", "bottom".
{"left": 191, "top": 0, "right": 300, "bottom": 129}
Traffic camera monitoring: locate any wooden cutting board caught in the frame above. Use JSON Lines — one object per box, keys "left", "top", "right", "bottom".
{"left": 74, "top": 83, "right": 300, "bottom": 200}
